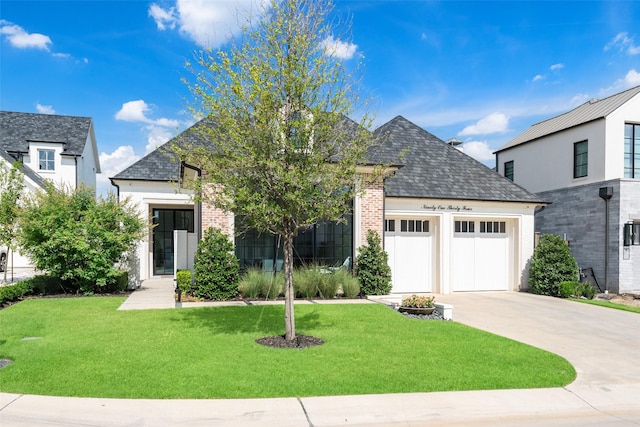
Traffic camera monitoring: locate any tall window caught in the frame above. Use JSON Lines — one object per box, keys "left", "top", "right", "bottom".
{"left": 625, "top": 123, "right": 640, "bottom": 178}
{"left": 504, "top": 160, "right": 514, "bottom": 181}
{"left": 573, "top": 140, "right": 588, "bottom": 178}
{"left": 38, "top": 149, "right": 55, "bottom": 171}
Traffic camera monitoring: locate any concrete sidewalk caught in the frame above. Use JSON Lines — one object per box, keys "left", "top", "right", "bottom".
{"left": 2, "top": 285, "right": 640, "bottom": 426}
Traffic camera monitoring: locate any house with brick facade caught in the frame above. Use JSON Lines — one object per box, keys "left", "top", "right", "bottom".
{"left": 495, "top": 84, "right": 640, "bottom": 294}
{"left": 112, "top": 115, "right": 543, "bottom": 293}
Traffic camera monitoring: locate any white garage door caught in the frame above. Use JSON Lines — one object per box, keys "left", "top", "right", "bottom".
{"left": 452, "top": 219, "right": 510, "bottom": 291}
{"left": 385, "top": 218, "right": 434, "bottom": 293}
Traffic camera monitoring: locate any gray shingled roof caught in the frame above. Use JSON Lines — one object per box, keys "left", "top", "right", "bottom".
{"left": 497, "top": 84, "right": 640, "bottom": 152}
{"left": 111, "top": 118, "right": 216, "bottom": 181}
{"left": 0, "top": 111, "right": 93, "bottom": 157}
{"left": 375, "top": 116, "right": 544, "bottom": 203}
{"left": 113, "top": 114, "right": 542, "bottom": 204}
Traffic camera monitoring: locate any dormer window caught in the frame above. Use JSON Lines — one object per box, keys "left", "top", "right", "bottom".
{"left": 38, "top": 149, "right": 55, "bottom": 171}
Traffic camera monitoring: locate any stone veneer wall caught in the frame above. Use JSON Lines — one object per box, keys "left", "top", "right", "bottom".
{"left": 358, "top": 178, "right": 385, "bottom": 247}
{"left": 618, "top": 180, "right": 640, "bottom": 292}
{"left": 535, "top": 179, "right": 636, "bottom": 293}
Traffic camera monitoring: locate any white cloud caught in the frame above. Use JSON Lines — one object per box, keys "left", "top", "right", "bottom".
{"left": 36, "top": 104, "right": 55, "bottom": 114}
{"left": 623, "top": 69, "right": 640, "bottom": 87}
{"left": 97, "top": 146, "right": 141, "bottom": 196}
{"left": 605, "top": 32, "right": 640, "bottom": 55}
{"left": 149, "top": 4, "right": 177, "bottom": 30}
{"left": 461, "top": 140, "right": 495, "bottom": 162}
{"left": 0, "top": 20, "right": 52, "bottom": 50}
{"left": 550, "top": 63, "right": 564, "bottom": 71}
{"left": 149, "top": 0, "right": 265, "bottom": 48}
{"left": 52, "top": 52, "right": 71, "bottom": 59}
{"left": 144, "top": 125, "right": 173, "bottom": 154}
{"left": 569, "top": 93, "right": 590, "bottom": 106}
{"left": 532, "top": 74, "right": 544, "bottom": 82}
{"left": 458, "top": 112, "right": 509, "bottom": 136}
{"left": 321, "top": 35, "right": 358, "bottom": 60}
{"left": 115, "top": 100, "right": 179, "bottom": 128}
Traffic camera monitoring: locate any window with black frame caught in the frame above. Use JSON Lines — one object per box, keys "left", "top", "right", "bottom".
{"left": 574, "top": 140, "right": 588, "bottom": 178}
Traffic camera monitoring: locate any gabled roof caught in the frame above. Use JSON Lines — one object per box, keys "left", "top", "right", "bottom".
{"left": 0, "top": 149, "right": 46, "bottom": 189}
{"left": 375, "top": 116, "right": 544, "bottom": 203}
{"left": 0, "top": 111, "right": 95, "bottom": 157}
{"left": 110, "top": 118, "right": 213, "bottom": 182}
{"left": 498, "top": 84, "right": 640, "bottom": 152}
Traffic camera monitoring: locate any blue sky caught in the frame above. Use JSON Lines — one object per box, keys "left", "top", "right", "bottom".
{"left": 1, "top": 1, "right": 639, "bottom": 195}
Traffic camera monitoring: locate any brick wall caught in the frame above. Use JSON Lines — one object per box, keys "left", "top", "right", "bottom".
{"left": 359, "top": 177, "right": 384, "bottom": 247}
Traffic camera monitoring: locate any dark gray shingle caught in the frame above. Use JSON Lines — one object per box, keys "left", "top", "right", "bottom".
{"left": 375, "top": 116, "right": 544, "bottom": 203}
{"left": 0, "top": 111, "right": 93, "bottom": 156}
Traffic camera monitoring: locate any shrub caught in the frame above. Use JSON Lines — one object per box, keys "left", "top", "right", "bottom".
{"left": 577, "top": 282, "right": 597, "bottom": 300}
{"left": 0, "top": 280, "right": 32, "bottom": 305}
{"left": 528, "top": 234, "right": 579, "bottom": 297}
{"left": 193, "top": 227, "right": 240, "bottom": 301}
{"left": 28, "top": 274, "right": 68, "bottom": 295}
{"left": 18, "top": 183, "right": 145, "bottom": 293}
{"left": 356, "top": 230, "right": 392, "bottom": 295}
{"left": 330, "top": 269, "right": 360, "bottom": 298}
{"left": 239, "top": 268, "right": 282, "bottom": 299}
{"left": 558, "top": 281, "right": 576, "bottom": 298}
{"left": 294, "top": 265, "right": 325, "bottom": 298}
{"left": 176, "top": 270, "right": 192, "bottom": 295}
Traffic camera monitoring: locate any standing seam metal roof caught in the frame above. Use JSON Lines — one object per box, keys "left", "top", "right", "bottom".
{"left": 497, "top": 84, "right": 640, "bottom": 151}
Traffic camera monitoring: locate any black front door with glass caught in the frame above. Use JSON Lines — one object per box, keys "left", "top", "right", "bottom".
{"left": 152, "top": 209, "right": 194, "bottom": 275}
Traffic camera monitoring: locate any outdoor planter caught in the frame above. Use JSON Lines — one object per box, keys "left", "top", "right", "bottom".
{"left": 398, "top": 294, "right": 436, "bottom": 315}
{"left": 398, "top": 306, "right": 435, "bottom": 315}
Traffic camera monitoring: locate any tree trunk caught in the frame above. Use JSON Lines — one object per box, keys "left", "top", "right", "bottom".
{"left": 283, "top": 221, "right": 296, "bottom": 341}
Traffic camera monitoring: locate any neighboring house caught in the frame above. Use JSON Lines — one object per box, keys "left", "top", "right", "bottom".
{"left": 495, "top": 84, "right": 640, "bottom": 293}
{"left": 112, "top": 115, "right": 544, "bottom": 293}
{"left": 0, "top": 111, "right": 101, "bottom": 268}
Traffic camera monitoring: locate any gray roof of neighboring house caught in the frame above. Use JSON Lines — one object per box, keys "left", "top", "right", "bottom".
{"left": 497, "top": 84, "right": 640, "bottom": 152}
{"left": 0, "top": 111, "right": 94, "bottom": 157}
{"left": 375, "top": 116, "right": 544, "bottom": 203}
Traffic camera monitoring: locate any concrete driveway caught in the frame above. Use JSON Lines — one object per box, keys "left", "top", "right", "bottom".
{"left": 436, "top": 291, "right": 640, "bottom": 388}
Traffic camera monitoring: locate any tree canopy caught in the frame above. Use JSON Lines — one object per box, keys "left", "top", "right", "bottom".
{"left": 175, "top": 0, "right": 383, "bottom": 340}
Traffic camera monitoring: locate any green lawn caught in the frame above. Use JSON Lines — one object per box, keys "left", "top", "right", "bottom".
{"left": 571, "top": 298, "right": 640, "bottom": 314}
{"left": 0, "top": 298, "right": 575, "bottom": 399}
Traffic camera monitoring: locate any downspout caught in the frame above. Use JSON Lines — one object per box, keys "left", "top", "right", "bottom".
{"left": 599, "top": 186, "right": 613, "bottom": 293}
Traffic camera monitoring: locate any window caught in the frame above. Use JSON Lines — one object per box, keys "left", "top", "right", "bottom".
{"left": 480, "top": 221, "right": 506, "bottom": 234}
{"left": 624, "top": 123, "right": 640, "bottom": 178}
{"left": 38, "top": 149, "right": 55, "bottom": 171}
{"left": 573, "top": 140, "right": 588, "bottom": 178}
{"left": 454, "top": 220, "right": 474, "bottom": 233}
{"left": 385, "top": 219, "right": 395, "bottom": 232}
{"left": 398, "top": 219, "right": 429, "bottom": 233}
{"left": 504, "top": 161, "right": 514, "bottom": 181}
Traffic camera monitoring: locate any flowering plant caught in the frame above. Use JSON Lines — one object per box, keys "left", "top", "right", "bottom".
{"left": 401, "top": 294, "right": 436, "bottom": 308}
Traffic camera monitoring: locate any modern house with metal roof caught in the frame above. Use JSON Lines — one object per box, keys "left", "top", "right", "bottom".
{"left": 495, "top": 84, "right": 640, "bottom": 293}
{"left": 112, "top": 115, "right": 544, "bottom": 293}
{"left": 0, "top": 111, "right": 102, "bottom": 268}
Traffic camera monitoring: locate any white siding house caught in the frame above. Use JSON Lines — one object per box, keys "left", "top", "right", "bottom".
{"left": 495, "top": 85, "right": 640, "bottom": 293}
{"left": 0, "top": 111, "right": 101, "bottom": 268}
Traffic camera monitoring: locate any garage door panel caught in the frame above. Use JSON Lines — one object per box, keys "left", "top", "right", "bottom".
{"left": 452, "top": 219, "right": 511, "bottom": 292}
{"left": 385, "top": 218, "right": 434, "bottom": 293}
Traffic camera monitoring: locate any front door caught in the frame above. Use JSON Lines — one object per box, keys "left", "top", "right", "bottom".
{"left": 152, "top": 209, "right": 194, "bottom": 276}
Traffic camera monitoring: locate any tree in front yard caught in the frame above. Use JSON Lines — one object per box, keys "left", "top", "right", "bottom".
{"left": 0, "top": 161, "right": 24, "bottom": 282}
{"left": 175, "top": 0, "right": 383, "bottom": 341}
{"left": 18, "top": 184, "right": 145, "bottom": 293}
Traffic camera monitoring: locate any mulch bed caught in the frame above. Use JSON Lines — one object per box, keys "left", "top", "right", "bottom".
{"left": 256, "top": 334, "right": 324, "bottom": 349}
